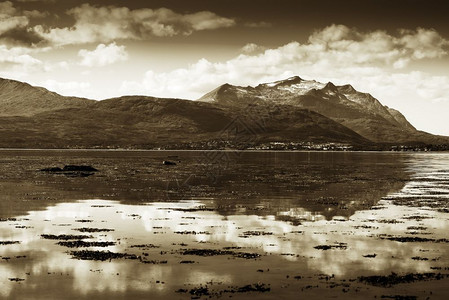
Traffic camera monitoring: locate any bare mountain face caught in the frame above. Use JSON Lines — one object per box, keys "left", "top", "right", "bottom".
{"left": 0, "top": 76, "right": 446, "bottom": 149}
{"left": 198, "top": 76, "right": 427, "bottom": 143}
{"left": 0, "top": 78, "right": 92, "bottom": 116}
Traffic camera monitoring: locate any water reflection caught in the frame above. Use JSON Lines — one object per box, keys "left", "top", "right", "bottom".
{"left": 2, "top": 198, "right": 449, "bottom": 298}
{"left": 1, "top": 152, "right": 449, "bottom": 298}
{"left": 0, "top": 150, "right": 410, "bottom": 220}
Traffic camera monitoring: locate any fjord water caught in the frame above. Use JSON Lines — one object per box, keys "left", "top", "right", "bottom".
{"left": 1, "top": 150, "right": 449, "bottom": 299}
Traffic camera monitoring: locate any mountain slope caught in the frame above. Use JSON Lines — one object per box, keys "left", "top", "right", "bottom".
{"left": 0, "top": 95, "right": 369, "bottom": 148}
{"left": 198, "top": 76, "right": 426, "bottom": 143}
{"left": 0, "top": 76, "right": 447, "bottom": 149}
{"left": 0, "top": 78, "right": 93, "bottom": 116}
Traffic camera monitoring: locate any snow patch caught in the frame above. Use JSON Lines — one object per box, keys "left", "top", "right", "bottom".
{"left": 278, "top": 80, "right": 326, "bottom": 95}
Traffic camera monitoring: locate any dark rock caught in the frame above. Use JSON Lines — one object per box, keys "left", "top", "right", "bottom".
{"left": 379, "top": 235, "right": 449, "bottom": 243}
{"left": 141, "top": 260, "right": 168, "bottom": 264}
{"left": 57, "top": 241, "right": 116, "bottom": 248}
{"left": 363, "top": 253, "right": 377, "bottom": 258}
{"left": 62, "top": 165, "right": 98, "bottom": 172}
{"left": 380, "top": 295, "right": 417, "bottom": 300}
{"left": 162, "top": 160, "right": 176, "bottom": 165}
{"left": 182, "top": 248, "right": 260, "bottom": 259}
{"left": 39, "top": 165, "right": 98, "bottom": 177}
{"left": 130, "top": 244, "right": 160, "bottom": 249}
{"left": 70, "top": 250, "right": 138, "bottom": 261}
{"left": 358, "top": 272, "right": 449, "bottom": 287}
{"left": 0, "top": 241, "right": 21, "bottom": 245}
{"left": 314, "top": 243, "right": 347, "bottom": 250}
{"left": 41, "top": 234, "right": 92, "bottom": 240}
{"left": 73, "top": 228, "right": 114, "bottom": 233}
{"left": 233, "top": 283, "right": 271, "bottom": 293}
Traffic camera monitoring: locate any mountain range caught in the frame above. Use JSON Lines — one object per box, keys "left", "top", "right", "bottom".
{"left": 0, "top": 76, "right": 447, "bottom": 149}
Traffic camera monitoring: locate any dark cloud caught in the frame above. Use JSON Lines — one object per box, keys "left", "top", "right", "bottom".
{"left": 0, "top": 26, "right": 46, "bottom": 47}
{"left": 32, "top": 3, "right": 236, "bottom": 45}
{"left": 4, "top": 0, "right": 448, "bottom": 49}
{"left": 0, "top": 1, "right": 49, "bottom": 46}
{"left": 1, "top": 1, "right": 238, "bottom": 47}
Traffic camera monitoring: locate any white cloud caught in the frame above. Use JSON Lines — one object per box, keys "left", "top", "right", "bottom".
{"left": 120, "top": 25, "right": 449, "bottom": 99}
{"left": 0, "top": 1, "right": 29, "bottom": 35}
{"left": 119, "top": 24, "right": 449, "bottom": 135}
{"left": 34, "top": 4, "right": 235, "bottom": 45}
{"left": 241, "top": 43, "right": 266, "bottom": 54}
{"left": 0, "top": 45, "right": 41, "bottom": 65}
{"left": 78, "top": 42, "right": 128, "bottom": 67}
{"left": 42, "top": 79, "right": 91, "bottom": 97}
{"left": 399, "top": 28, "right": 448, "bottom": 59}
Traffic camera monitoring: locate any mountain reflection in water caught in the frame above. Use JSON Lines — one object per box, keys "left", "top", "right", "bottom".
{"left": 1, "top": 151, "right": 449, "bottom": 299}
{"left": 0, "top": 150, "right": 409, "bottom": 220}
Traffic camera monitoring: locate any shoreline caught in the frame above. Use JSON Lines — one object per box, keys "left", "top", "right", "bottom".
{"left": 0, "top": 148, "right": 446, "bottom": 153}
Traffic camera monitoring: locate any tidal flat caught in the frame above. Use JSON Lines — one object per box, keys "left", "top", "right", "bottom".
{"left": 1, "top": 150, "right": 449, "bottom": 299}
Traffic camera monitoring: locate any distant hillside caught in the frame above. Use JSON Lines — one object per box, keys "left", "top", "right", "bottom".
{"left": 198, "top": 76, "right": 432, "bottom": 143}
{"left": 0, "top": 95, "right": 368, "bottom": 148}
{"left": 0, "top": 76, "right": 447, "bottom": 149}
{"left": 0, "top": 78, "right": 92, "bottom": 116}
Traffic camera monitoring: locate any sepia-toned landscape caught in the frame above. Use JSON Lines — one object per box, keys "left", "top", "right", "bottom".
{"left": 1, "top": 0, "right": 449, "bottom": 299}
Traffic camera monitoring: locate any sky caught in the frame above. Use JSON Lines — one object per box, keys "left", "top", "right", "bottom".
{"left": 1, "top": 0, "right": 449, "bottom": 135}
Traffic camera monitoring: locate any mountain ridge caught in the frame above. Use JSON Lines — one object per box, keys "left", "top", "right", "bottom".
{"left": 0, "top": 76, "right": 447, "bottom": 149}
{"left": 197, "top": 77, "right": 427, "bottom": 143}
{"left": 0, "top": 78, "right": 93, "bottom": 117}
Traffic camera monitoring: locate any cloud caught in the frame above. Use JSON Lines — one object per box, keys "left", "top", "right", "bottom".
{"left": 120, "top": 24, "right": 449, "bottom": 99}
{"left": 78, "top": 42, "right": 129, "bottom": 67}
{"left": 399, "top": 28, "right": 448, "bottom": 59}
{"left": 118, "top": 24, "right": 449, "bottom": 135}
{"left": 0, "top": 44, "right": 44, "bottom": 79}
{"left": 0, "top": 1, "right": 49, "bottom": 46}
{"left": 308, "top": 25, "right": 448, "bottom": 67}
{"left": 241, "top": 43, "right": 266, "bottom": 54}
{"left": 0, "top": 44, "right": 42, "bottom": 66}
{"left": 0, "top": 1, "right": 29, "bottom": 35}
{"left": 34, "top": 4, "right": 235, "bottom": 45}
{"left": 0, "top": 1, "right": 16, "bottom": 15}
{"left": 23, "top": 10, "right": 49, "bottom": 19}
{"left": 42, "top": 79, "right": 91, "bottom": 97}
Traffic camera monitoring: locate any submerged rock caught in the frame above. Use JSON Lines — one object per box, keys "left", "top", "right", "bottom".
{"left": 182, "top": 248, "right": 261, "bottom": 259}
{"left": 62, "top": 165, "right": 98, "bottom": 172}
{"left": 57, "top": 241, "right": 116, "bottom": 248}
{"left": 40, "top": 165, "right": 99, "bottom": 177}
{"left": 70, "top": 250, "right": 138, "bottom": 261}
{"left": 314, "top": 243, "right": 348, "bottom": 250}
{"left": 73, "top": 228, "right": 115, "bottom": 233}
{"left": 0, "top": 241, "right": 21, "bottom": 245}
{"left": 176, "top": 283, "right": 271, "bottom": 297}
{"left": 41, "top": 234, "right": 92, "bottom": 240}
{"left": 358, "top": 272, "right": 449, "bottom": 287}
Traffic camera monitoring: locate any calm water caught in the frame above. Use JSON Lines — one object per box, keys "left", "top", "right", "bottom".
{"left": 1, "top": 151, "right": 449, "bottom": 299}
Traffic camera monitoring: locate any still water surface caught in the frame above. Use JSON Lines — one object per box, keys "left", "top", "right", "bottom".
{"left": 1, "top": 151, "right": 449, "bottom": 299}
